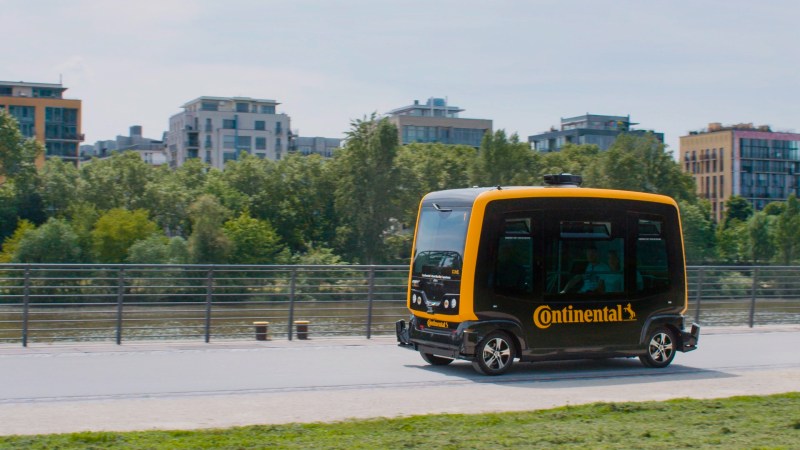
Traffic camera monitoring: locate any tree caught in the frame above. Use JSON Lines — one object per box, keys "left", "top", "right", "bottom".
{"left": 539, "top": 143, "right": 602, "bottom": 186}
{"left": 187, "top": 194, "right": 232, "bottom": 263}
{"left": 716, "top": 219, "right": 748, "bottom": 264}
{"left": 254, "top": 153, "right": 338, "bottom": 253}
{"left": 395, "top": 143, "right": 476, "bottom": 225}
{"left": 332, "top": 114, "right": 401, "bottom": 264}
{"left": 0, "top": 219, "right": 36, "bottom": 263}
{"left": 679, "top": 200, "right": 717, "bottom": 264}
{"left": 127, "top": 235, "right": 189, "bottom": 264}
{"left": 79, "top": 151, "right": 155, "bottom": 211}
{"left": 470, "top": 130, "right": 539, "bottom": 187}
{"left": 91, "top": 209, "right": 159, "bottom": 263}
{"left": 40, "top": 157, "right": 82, "bottom": 218}
{"left": 723, "top": 195, "right": 753, "bottom": 228}
{"left": 0, "top": 110, "right": 42, "bottom": 179}
{"left": 596, "top": 133, "right": 696, "bottom": 202}
{"left": 748, "top": 211, "right": 775, "bottom": 264}
{"left": 223, "top": 211, "right": 289, "bottom": 264}
{"left": 774, "top": 194, "right": 800, "bottom": 264}
{"left": 13, "top": 218, "right": 82, "bottom": 263}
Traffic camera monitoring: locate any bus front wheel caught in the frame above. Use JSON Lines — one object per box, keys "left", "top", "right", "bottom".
{"left": 420, "top": 352, "right": 453, "bottom": 366}
{"left": 639, "top": 327, "right": 676, "bottom": 368}
{"left": 472, "top": 331, "right": 515, "bottom": 375}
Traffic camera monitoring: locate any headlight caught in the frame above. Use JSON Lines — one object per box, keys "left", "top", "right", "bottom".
{"left": 451, "top": 298, "right": 457, "bottom": 309}
{"left": 412, "top": 294, "right": 417, "bottom": 304}
{"left": 444, "top": 300, "right": 450, "bottom": 309}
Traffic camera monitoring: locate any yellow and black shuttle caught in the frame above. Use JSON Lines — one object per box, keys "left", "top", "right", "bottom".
{"left": 396, "top": 174, "right": 700, "bottom": 375}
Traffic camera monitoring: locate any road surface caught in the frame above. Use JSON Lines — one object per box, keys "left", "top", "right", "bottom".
{"left": 0, "top": 325, "right": 798, "bottom": 435}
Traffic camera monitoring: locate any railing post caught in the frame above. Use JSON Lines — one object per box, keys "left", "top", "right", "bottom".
{"left": 366, "top": 266, "right": 375, "bottom": 339}
{"left": 205, "top": 267, "right": 213, "bottom": 343}
{"left": 694, "top": 267, "right": 704, "bottom": 324}
{"left": 116, "top": 267, "right": 125, "bottom": 345}
{"left": 22, "top": 266, "right": 30, "bottom": 347}
{"left": 748, "top": 267, "right": 759, "bottom": 328}
{"left": 287, "top": 268, "right": 297, "bottom": 341}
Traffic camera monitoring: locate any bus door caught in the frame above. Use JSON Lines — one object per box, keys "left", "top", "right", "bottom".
{"left": 536, "top": 217, "right": 640, "bottom": 352}
{"left": 481, "top": 214, "right": 539, "bottom": 332}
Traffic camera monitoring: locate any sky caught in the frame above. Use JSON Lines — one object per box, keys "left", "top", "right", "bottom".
{"left": 4, "top": 0, "right": 800, "bottom": 154}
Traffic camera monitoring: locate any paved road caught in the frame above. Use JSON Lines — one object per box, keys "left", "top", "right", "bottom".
{"left": 0, "top": 326, "right": 798, "bottom": 435}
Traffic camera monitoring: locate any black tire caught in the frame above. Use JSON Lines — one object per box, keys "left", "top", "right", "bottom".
{"left": 639, "top": 327, "right": 677, "bottom": 368}
{"left": 420, "top": 352, "right": 453, "bottom": 366}
{"left": 472, "top": 331, "right": 515, "bottom": 375}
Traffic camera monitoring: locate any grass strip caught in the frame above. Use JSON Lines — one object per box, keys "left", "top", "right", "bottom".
{"left": 1, "top": 393, "right": 798, "bottom": 449}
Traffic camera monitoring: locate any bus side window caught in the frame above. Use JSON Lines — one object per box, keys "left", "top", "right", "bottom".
{"left": 492, "top": 218, "right": 533, "bottom": 294}
{"left": 637, "top": 219, "right": 670, "bottom": 293}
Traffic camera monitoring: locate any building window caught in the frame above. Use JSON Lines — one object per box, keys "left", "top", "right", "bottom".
{"left": 223, "top": 119, "right": 236, "bottom": 129}
{"left": 223, "top": 135, "right": 236, "bottom": 149}
{"left": 236, "top": 102, "right": 249, "bottom": 113}
{"left": 201, "top": 102, "right": 218, "bottom": 111}
{"left": 255, "top": 137, "right": 266, "bottom": 150}
{"left": 255, "top": 120, "right": 265, "bottom": 131}
{"left": 237, "top": 135, "right": 252, "bottom": 151}
{"left": 205, "top": 118, "right": 212, "bottom": 132}
{"left": 260, "top": 105, "right": 275, "bottom": 114}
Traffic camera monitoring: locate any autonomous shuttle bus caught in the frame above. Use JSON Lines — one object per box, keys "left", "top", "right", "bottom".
{"left": 396, "top": 174, "right": 700, "bottom": 375}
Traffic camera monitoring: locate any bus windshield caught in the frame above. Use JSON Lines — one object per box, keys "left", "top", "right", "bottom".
{"left": 412, "top": 207, "right": 470, "bottom": 277}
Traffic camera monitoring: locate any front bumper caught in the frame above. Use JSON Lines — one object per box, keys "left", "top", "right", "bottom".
{"left": 679, "top": 322, "right": 700, "bottom": 352}
{"left": 395, "top": 318, "right": 476, "bottom": 360}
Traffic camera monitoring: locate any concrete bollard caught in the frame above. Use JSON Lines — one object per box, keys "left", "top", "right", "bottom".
{"left": 294, "top": 320, "right": 310, "bottom": 340}
{"left": 253, "top": 321, "right": 269, "bottom": 341}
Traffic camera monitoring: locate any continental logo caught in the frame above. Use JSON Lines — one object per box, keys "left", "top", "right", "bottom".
{"left": 533, "top": 303, "right": 637, "bottom": 329}
{"left": 426, "top": 319, "right": 450, "bottom": 328}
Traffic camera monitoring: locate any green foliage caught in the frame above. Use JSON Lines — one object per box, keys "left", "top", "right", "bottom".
{"left": 0, "top": 109, "right": 43, "bottom": 178}
{"left": 127, "top": 235, "right": 189, "bottom": 264}
{"left": 79, "top": 152, "right": 155, "bottom": 211}
{"left": 13, "top": 218, "right": 83, "bottom": 263}
{"left": 679, "top": 200, "right": 717, "bottom": 264}
{"left": 333, "top": 114, "right": 401, "bottom": 264}
{"left": 716, "top": 219, "right": 748, "bottom": 264}
{"left": 595, "top": 133, "right": 696, "bottom": 202}
{"left": 187, "top": 194, "right": 232, "bottom": 264}
{"left": 222, "top": 211, "right": 289, "bottom": 264}
{"left": 91, "top": 209, "right": 159, "bottom": 263}
{"left": 0, "top": 219, "right": 36, "bottom": 263}
{"left": 748, "top": 211, "right": 776, "bottom": 264}
{"left": 395, "top": 143, "right": 476, "bottom": 225}
{"left": 723, "top": 195, "right": 754, "bottom": 228}
{"left": 774, "top": 194, "right": 800, "bottom": 264}
{"left": 39, "top": 157, "right": 81, "bottom": 218}
{"left": 471, "top": 130, "right": 539, "bottom": 186}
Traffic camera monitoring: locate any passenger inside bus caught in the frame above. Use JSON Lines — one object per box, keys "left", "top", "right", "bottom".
{"left": 561, "top": 246, "right": 610, "bottom": 293}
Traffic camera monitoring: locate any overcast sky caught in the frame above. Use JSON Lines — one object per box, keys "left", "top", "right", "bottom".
{"left": 4, "top": 0, "right": 799, "bottom": 153}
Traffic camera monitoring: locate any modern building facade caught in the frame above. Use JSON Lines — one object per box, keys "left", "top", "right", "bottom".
{"left": 680, "top": 122, "right": 800, "bottom": 222}
{"left": 528, "top": 114, "right": 664, "bottom": 152}
{"left": 0, "top": 80, "right": 83, "bottom": 166}
{"left": 167, "top": 96, "right": 291, "bottom": 169}
{"left": 386, "top": 97, "right": 492, "bottom": 148}
{"left": 81, "top": 125, "right": 167, "bottom": 166}
{"left": 292, "top": 136, "right": 341, "bottom": 158}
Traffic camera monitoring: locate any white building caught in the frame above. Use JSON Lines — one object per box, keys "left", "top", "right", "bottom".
{"left": 81, "top": 125, "right": 167, "bottom": 166}
{"left": 293, "top": 136, "right": 341, "bottom": 158}
{"left": 167, "top": 96, "right": 291, "bottom": 169}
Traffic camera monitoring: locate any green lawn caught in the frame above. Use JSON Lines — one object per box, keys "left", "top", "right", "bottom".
{"left": 1, "top": 393, "right": 798, "bottom": 449}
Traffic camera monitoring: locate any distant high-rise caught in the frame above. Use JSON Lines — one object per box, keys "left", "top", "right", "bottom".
{"left": 528, "top": 114, "right": 663, "bottom": 152}
{"left": 0, "top": 80, "right": 84, "bottom": 166}
{"left": 386, "top": 97, "right": 492, "bottom": 148}
{"left": 680, "top": 122, "right": 800, "bottom": 222}
{"left": 167, "top": 96, "right": 291, "bottom": 169}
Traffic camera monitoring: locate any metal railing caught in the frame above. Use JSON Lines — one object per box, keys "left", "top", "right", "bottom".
{"left": 0, "top": 264, "right": 799, "bottom": 346}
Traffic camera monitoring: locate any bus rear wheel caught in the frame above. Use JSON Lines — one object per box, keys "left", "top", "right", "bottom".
{"left": 639, "top": 327, "right": 676, "bottom": 368}
{"left": 420, "top": 352, "right": 453, "bottom": 366}
{"left": 472, "top": 331, "right": 514, "bottom": 375}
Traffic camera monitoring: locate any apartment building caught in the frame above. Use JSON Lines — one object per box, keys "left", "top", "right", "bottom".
{"left": 81, "top": 125, "right": 167, "bottom": 166}
{"left": 386, "top": 97, "right": 492, "bottom": 148}
{"left": 293, "top": 136, "right": 341, "bottom": 158}
{"left": 0, "top": 80, "right": 83, "bottom": 166}
{"left": 529, "top": 114, "right": 663, "bottom": 152}
{"left": 680, "top": 122, "right": 800, "bottom": 222}
{"left": 167, "top": 96, "right": 291, "bottom": 169}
